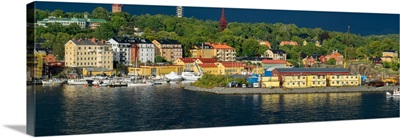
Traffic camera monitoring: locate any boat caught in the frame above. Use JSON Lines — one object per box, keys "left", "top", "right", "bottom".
{"left": 127, "top": 81, "right": 154, "bottom": 87}
{"left": 42, "top": 79, "right": 66, "bottom": 85}
{"left": 181, "top": 71, "right": 202, "bottom": 81}
{"left": 67, "top": 79, "right": 88, "bottom": 85}
{"left": 165, "top": 72, "right": 183, "bottom": 81}
{"left": 386, "top": 87, "right": 400, "bottom": 97}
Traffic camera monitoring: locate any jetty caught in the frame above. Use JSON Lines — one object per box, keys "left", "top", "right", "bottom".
{"left": 183, "top": 84, "right": 399, "bottom": 95}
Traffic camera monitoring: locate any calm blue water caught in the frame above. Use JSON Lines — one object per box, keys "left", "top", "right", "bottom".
{"left": 28, "top": 85, "right": 399, "bottom": 136}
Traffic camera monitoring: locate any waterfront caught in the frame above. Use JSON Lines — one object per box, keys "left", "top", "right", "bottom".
{"left": 29, "top": 85, "right": 399, "bottom": 136}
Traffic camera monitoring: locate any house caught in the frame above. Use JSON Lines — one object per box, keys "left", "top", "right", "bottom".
{"left": 64, "top": 38, "right": 114, "bottom": 70}
{"left": 216, "top": 62, "right": 245, "bottom": 75}
{"left": 325, "top": 50, "right": 343, "bottom": 65}
{"left": 259, "top": 41, "right": 271, "bottom": 49}
{"left": 381, "top": 50, "right": 398, "bottom": 62}
{"left": 152, "top": 39, "right": 182, "bottom": 62}
{"left": 279, "top": 41, "right": 298, "bottom": 46}
{"left": 173, "top": 58, "right": 197, "bottom": 72}
{"left": 372, "top": 57, "right": 382, "bottom": 64}
{"left": 263, "top": 49, "right": 287, "bottom": 60}
{"left": 195, "top": 63, "right": 219, "bottom": 75}
{"left": 190, "top": 42, "right": 236, "bottom": 62}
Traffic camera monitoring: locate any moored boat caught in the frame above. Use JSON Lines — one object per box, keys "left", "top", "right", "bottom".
{"left": 181, "top": 72, "right": 201, "bottom": 81}
{"left": 165, "top": 72, "right": 183, "bottom": 81}
{"left": 42, "top": 79, "right": 66, "bottom": 85}
{"left": 386, "top": 87, "right": 400, "bottom": 97}
{"left": 67, "top": 79, "right": 88, "bottom": 85}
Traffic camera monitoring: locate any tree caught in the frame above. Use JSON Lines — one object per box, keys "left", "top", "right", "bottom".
{"left": 326, "top": 58, "right": 336, "bottom": 65}
{"left": 93, "top": 23, "right": 115, "bottom": 40}
{"left": 51, "top": 9, "right": 64, "bottom": 18}
{"left": 155, "top": 56, "right": 167, "bottom": 63}
{"left": 92, "top": 7, "right": 109, "bottom": 20}
{"left": 382, "top": 61, "right": 390, "bottom": 68}
{"left": 390, "top": 61, "right": 399, "bottom": 71}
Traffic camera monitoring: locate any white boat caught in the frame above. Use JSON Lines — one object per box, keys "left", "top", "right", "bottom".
{"left": 42, "top": 79, "right": 66, "bottom": 85}
{"left": 165, "top": 72, "right": 183, "bottom": 81}
{"left": 386, "top": 87, "right": 400, "bottom": 97}
{"left": 127, "top": 81, "right": 154, "bottom": 87}
{"left": 181, "top": 72, "right": 202, "bottom": 81}
{"left": 67, "top": 79, "right": 88, "bottom": 85}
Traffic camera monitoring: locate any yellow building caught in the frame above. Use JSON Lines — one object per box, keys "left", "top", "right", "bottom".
{"left": 327, "top": 74, "right": 361, "bottom": 87}
{"left": 152, "top": 39, "right": 182, "bottom": 62}
{"left": 190, "top": 42, "right": 236, "bottom": 61}
{"left": 83, "top": 67, "right": 112, "bottom": 76}
{"left": 193, "top": 63, "right": 219, "bottom": 75}
{"left": 33, "top": 52, "right": 46, "bottom": 78}
{"left": 306, "top": 75, "right": 327, "bottom": 87}
{"left": 128, "top": 65, "right": 183, "bottom": 76}
{"left": 65, "top": 38, "right": 113, "bottom": 70}
{"left": 190, "top": 43, "right": 216, "bottom": 58}
{"left": 381, "top": 50, "right": 398, "bottom": 62}
{"left": 261, "top": 76, "right": 280, "bottom": 88}
{"left": 173, "top": 58, "right": 196, "bottom": 72}
{"left": 282, "top": 75, "right": 307, "bottom": 88}
{"left": 216, "top": 62, "right": 244, "bottom": 75}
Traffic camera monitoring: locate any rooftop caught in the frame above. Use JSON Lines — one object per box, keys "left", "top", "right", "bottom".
{"left": 155, "top": 39, "right": 181, "bottom": 44}
{"left": 84, "top": 67, "right": 112, "bottom": 72}
{"left": 197, "top": 58, "right": 218, "bottom": 63}
{"left": 178, "top": 58, "right": 197, "bottom": 63}
{"left": 199, "top": 63, "right": 217, "bottom": 68}
{"left": 275, "top": 68, "right": 349, "bottom": 73}
{"left": 262, "top": 60, "right": 286, "bottom": 64}
{"left": 269, "top": 49, "right": 287, "bottom": 54}
{"left": 209, "top": 43, "right": 234, "bottom": 49}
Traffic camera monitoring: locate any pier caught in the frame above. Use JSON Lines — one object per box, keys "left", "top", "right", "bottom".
{"left": 183, "top": 84, "right": 399, "bottom": 95}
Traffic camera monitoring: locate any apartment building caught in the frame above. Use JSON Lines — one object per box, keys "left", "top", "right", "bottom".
{"left": 152, "top": 39, "right": 182, "bottom": 62}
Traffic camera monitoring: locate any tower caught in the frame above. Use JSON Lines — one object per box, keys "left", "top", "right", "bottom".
{"left": 112, "top": 4, "right": 122, "bottom": 13}
{"left": 177, "top": 6, "right": 183, "bottom": 18}
{"left": 219, "top": 8, "right": 228, "bottom": 31}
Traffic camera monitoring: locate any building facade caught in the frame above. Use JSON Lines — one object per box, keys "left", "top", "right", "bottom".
{"left": 112, "top": 4, "right": 122, "bottom": 13}
{"left": 136, "top": 38, "right": 155, "bottom": 63}
{"left": 153, "top": 39, "right": 182, "bottom": 62}
{"left": 381, "top": 50, "right": 398, "bottom": 62}
{"left": 37, "top": 16, "right": 106, "bottom": 29}
{"left": 306, "top": 75, "right": 327, "bottom": 87}
{"left": 108, "top": 38, "right": 132, "bottom": 66}
{"left": 128, "top": 65, "right": 183, "bottom": 76}
{"left": 210, "top": 43, "right": 236, "bottom": 61}
{"left": 282, "top": 75, "right": 308, "bottom": 88}
{"left": 173, "top": 58, "right": 197, "bottom": 72}
{"left": 264, "top": 50, "right": 287, "bottom": 60}
{"left": 325, "top": 50, "right": 343, "bottom": 65}
{"left": 262, "top": 59, "right": 287, "bottom": 69}
{"left": 271, "top": 68, "right": 350, "bottom": 82}
{"left": 327, "top": 74, "right": 361, "bottom": 87}
{"left": 216, "top": 62, "right": 245, "bottom": 75}
{"left": 190, "top": 43, "right": 215, "bottom": 58}
{"left": 65, "top": 39, "right": 113, "bottom": 70}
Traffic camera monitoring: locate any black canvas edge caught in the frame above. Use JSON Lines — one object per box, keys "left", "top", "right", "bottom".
{"left": 27, "top": 1, "right": 36, "bottom": 136}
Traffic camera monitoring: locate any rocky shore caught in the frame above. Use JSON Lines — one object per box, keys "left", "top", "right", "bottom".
{"left": 183, "top": 84, "right": 399, "bottom": 95}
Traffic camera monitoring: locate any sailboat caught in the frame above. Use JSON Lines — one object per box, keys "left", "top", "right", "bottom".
{"left": 127, "top": 57, "right": 154, "bottom": 87}
{"left": 386, "top": 87, "right": 400, "bottom": 97}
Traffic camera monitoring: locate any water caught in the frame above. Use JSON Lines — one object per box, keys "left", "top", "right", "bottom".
{"left": 28, "top": 85, "right": 399, "bottom": 136}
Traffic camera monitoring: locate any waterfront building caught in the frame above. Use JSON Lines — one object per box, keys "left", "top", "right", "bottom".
{"left": 243, "top": 65, "right": 264, "bottom": 75}
{"left": 381, "top": 50, "right": 398, "bottom": 62}
{"left": 107, "top": 38, "right": 132, "bottom": 66}
{"left": 173, "top": 58, "right": 197, "bottom": 72}
{"left": 271, "top": 68, "right": 350, "bottom": 82}
{"left": 282, "top": 75, "right": 308, "bottom": 88}
{"left": 112, "top": 4, "right": 122, "bottom": 13}
{"left": 327, "top": 74, "right": 361, "bottom": 87}
{"left": 261, "top": 76, "right": 280, "bottom": 88}
{"left": 152, "top": 39, "right": 182, "bottom": 62}
{"left": 262, "top": 59, "right": 287, "bottom": 70}
{"left": 190, "top": 42, "right": 236, "bottom": 62}
{"left": 128, "top": 65, "right": 183, "bottom": 76}
{"left": 306, "top": 75, "right": 327, "bottom": 87}
{"left": 196, "top": 63, "right": 219, "bottom": 75}
{"left": 279, "top": 41, "right": 298, "bottom": 46}
{"left": 216, "top": 62, "right": 245, "bottom": 75}
{"left": 36, "top": 16, "right": 106, "bottom": 29}
{"left": 82, "top": 67, "right": 112, "bottom": 76}
{"left": 325, "top": 50, "right": 343, "bottom": 65}
{"left": 263, "top": 49, "right": 287, "bottom": 60}
{"left": 133, "top": 38, "right": 155, "bottom": 63}
{"left": 190, "top": 43, "right": 214, "bottom": 58}
{"left": 64, "top": 38, "right": 113, "bottom": 70}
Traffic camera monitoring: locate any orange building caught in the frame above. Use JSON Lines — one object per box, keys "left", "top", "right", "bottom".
{"left": 325, "top": 50, "right": 343, "bottom": 65}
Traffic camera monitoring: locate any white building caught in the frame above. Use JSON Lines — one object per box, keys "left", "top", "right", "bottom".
{"left": 107, "top": 38, "right": 132, "bottom": 66}
{"left": 134, "top": 38, "right": 155, "bottom": 63}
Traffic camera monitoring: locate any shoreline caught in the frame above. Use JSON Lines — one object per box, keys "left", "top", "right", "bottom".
{"left": 183, "top": 84, "right": 399, "bottom": 95}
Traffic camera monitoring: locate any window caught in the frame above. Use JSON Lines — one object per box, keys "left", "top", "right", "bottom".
{"left": 332, "top": 82, "right": 335, "bottom": 84}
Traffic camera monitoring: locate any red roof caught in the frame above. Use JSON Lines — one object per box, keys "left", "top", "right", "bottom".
{"left": 262, "top": 59, "right": 286, "bottom": 64}
{"left": 280, "top": 41, "right": 298, "bottom": 46}
{"left": 260, "top": 41, "right": 271, "bottom": 48}
{"left": 197, "top": 58, "right": 217, "bottom": 63}
{"left": 178, "top": 58, "right": 197, "bottom": 63}
{"left": 199, "top": 63, "right": 217, "bottom": 68}
{"left": 209, "top": 43, "right": 234, "bottom": 49}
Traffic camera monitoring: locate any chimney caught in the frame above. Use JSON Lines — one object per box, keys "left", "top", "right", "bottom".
{"left": 78, "top": 38, "right": 82, "bottom": 42}
{"left": 90, "top": 38, "right": 96, "bottom": 43}
{"left": 101, "top": 39, "right": 106, "bottom": 44}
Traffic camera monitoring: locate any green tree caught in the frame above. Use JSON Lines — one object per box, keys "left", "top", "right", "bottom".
{"left": 93, "top": 23, "right": 115, "bottom": 40}
{"left": 92, "top": 7, "right": 109, "bottom": 20}
{"left": 382, "top": 61, "right": 391, "bottom": 68}
{"left": 326, "top": 58, "right": 336, "bottom": 65}
{"left": 155, "top": 56, "right": 167, "bottom": 63}
{"left": 51, "top": 9, "right": 64, "bottom": 18}
{"left": 390, "top": 61, "right": 399, "bottom": 71}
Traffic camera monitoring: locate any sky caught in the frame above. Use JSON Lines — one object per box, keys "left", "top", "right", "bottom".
{"left": 34, "top": 1, "right": 399, "bottom": 36}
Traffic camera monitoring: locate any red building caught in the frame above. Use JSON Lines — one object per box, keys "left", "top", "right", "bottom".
{"left": 271, "top": 68, "right": 350, "bottom": 82}
{"left": 130, "top": 44, "right": 139, "bottom": 64}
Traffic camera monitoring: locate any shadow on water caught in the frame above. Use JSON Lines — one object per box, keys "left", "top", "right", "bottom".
{"left": 4, "top": 125, "right": 26, "bottom": 134}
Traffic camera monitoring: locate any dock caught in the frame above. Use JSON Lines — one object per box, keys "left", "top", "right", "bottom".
{"left": 183, "top": 84, "right": 399, "bottom": 95}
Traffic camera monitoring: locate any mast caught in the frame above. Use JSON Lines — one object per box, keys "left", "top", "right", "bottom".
{"left": 344, "top": 26, "right": 350, "bottom": 68}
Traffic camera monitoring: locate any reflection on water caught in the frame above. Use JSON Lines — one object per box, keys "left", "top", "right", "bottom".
{"left": 29, "top": 85, "right": 399, "bottom": 136}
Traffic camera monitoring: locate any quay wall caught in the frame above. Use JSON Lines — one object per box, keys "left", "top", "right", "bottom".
{"left": 183, "top": 84, "right": 399, "bottom": 95}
